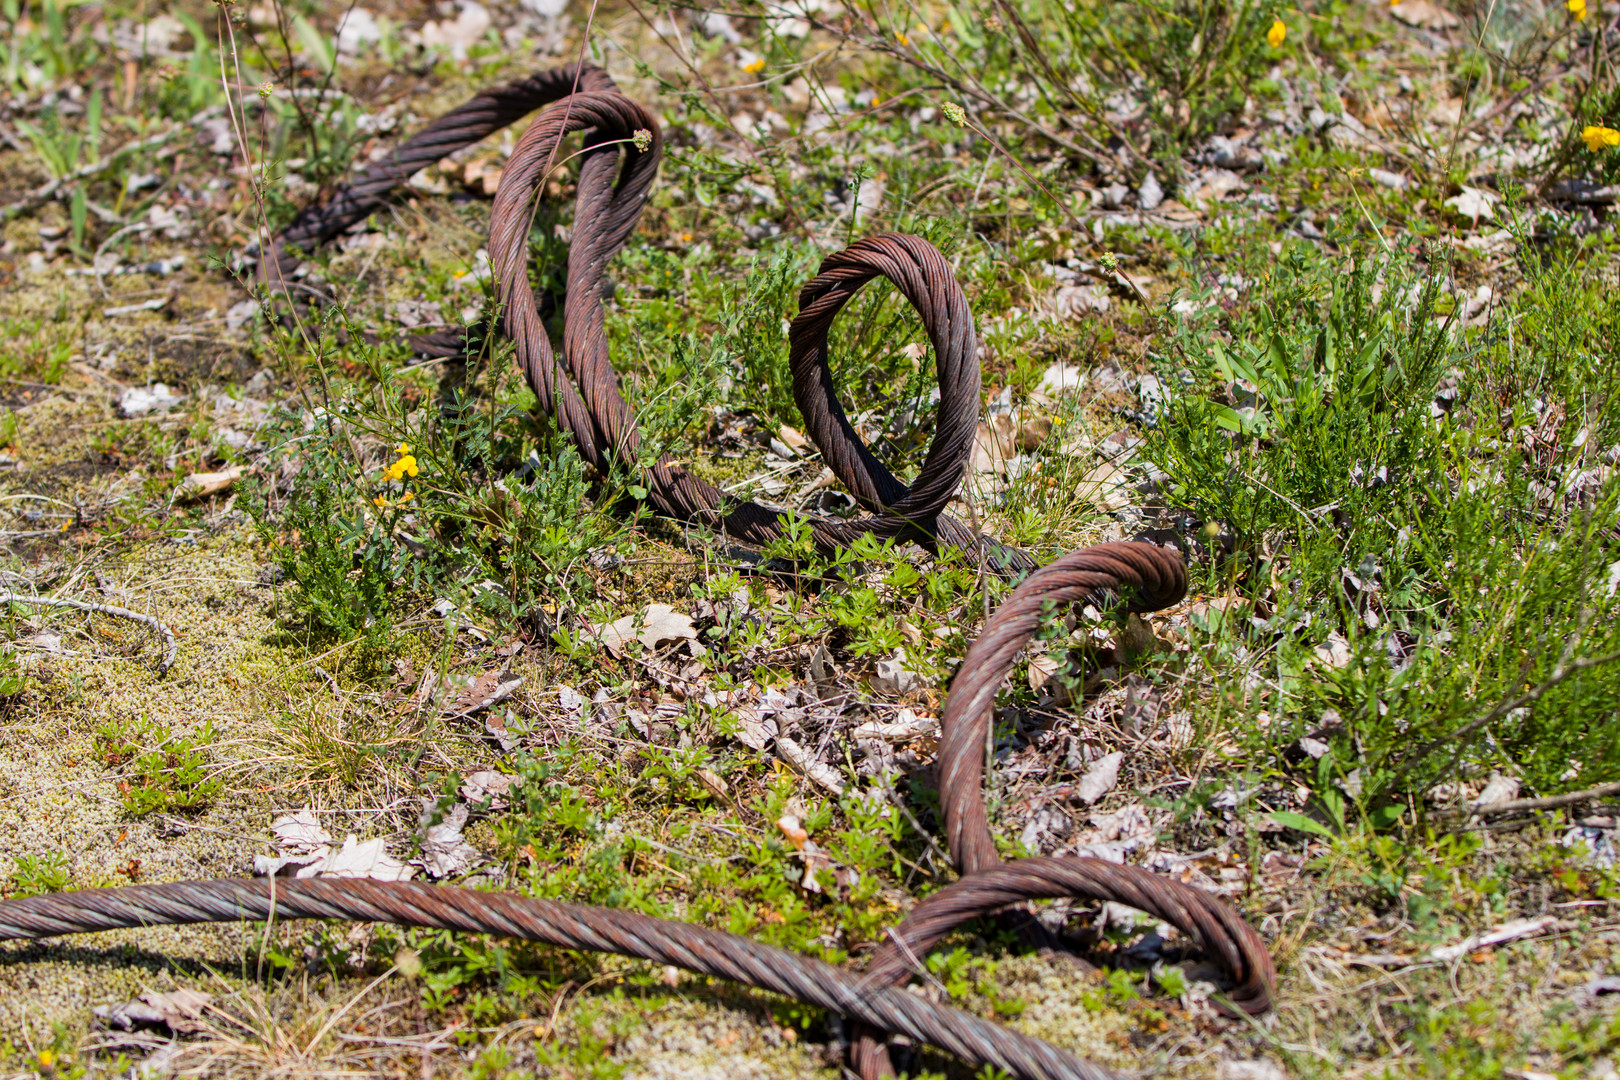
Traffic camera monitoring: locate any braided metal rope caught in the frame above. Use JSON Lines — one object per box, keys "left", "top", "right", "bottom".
{"left": 0, "top": 880, "right": 1119, "bottom": 1080}
{"left": 0, "top": 66, "right": 1276, "bottom": 1079}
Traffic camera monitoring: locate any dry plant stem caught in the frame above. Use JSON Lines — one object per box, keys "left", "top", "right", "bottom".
{"left": 620, "top": 0, "right": 799, "bottom": 231}
{"left": 0, "top": 593, "right": 177, "bottom": 673}
{"left": 1457, "top": 780, "right": 1620, "bottom": 818}
{"left": 0, "top": 129, "right": 174, "bottom": 224}
{"left": 826, "top": 1, "right": 1140, "bottom": 169}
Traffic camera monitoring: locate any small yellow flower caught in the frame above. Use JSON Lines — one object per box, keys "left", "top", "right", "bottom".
{"left": 36, "top": 1050, "right": 54, "bottom": 1070}
{"left": 1582, "top": 125, "right": 1620, "bottom": 151}
{"left": 1267, "top": 18, "right": 1287, "bottom": 47}
{"left": 742, "top": 57, "right": 765, "bottom": 75}
{"left": 679, "top": 232, "right": 693, "bottom": 243}
{"left": 896, "top": 31, "right": 910, "bottom": 46}
{"left": 395, "top": 443, "right": 411, "bottom": 456}
{"left": 374, "top": 491, "right": 415, "bottom": 509}
{"left": 383, "top": 454, "right": 419, "bottom": 482}
{"left": 1568, "top": 0, "right": 1587, "bottom": 18}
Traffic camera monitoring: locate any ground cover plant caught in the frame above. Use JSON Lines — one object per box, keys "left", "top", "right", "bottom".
{"left": 0, "top": 0, "right": 1619, "bottom": 1076}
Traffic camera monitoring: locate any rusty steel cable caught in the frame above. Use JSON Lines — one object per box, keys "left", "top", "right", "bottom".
{"left": 0, "top": 66, "right": 1276, "bottom": 1079}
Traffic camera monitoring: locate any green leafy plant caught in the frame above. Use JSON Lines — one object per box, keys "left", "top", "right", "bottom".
{"left": 96, "top": 716, "right": 222, "bottom": 816}
{"left": 0, "top": 649, "right": 23, "bottom": 699}
{"left": 1148, "top": 238, "right": 1620, "bottom": 817}
{"left": 2, "top": 0, "right": 101, "bottom": 95}
{"left": 8, "top": 850, "right": 70, "bottom": 896}
{"left": 245, "top": 346, "right": 614, "bottom": 645}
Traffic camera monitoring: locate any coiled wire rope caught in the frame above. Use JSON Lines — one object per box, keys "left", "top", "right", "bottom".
{"left": 0, "top": 65, "right": 1275, "bottom": 1080}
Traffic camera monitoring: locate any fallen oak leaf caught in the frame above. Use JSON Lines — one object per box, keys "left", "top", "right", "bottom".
{"left": 459, "top": 770, "right": 515, "bottom": 808}
{"left": 1077, "top": 751, "right": 1125, "bottom": 805}
{"left": 442, "top": 670, "right": 524, "bottom": 718}
{"left": 94, "top": 988, "right": 213, "bottom": 1034}
{"left": 594, "top": 603, "right": 698, "bottom": 658}
{"left": 415, "top": 802, "right": 482, "bottom": 880}
{"left": 271, "top": 809, "right": 332, "bottom": 853}
{"left": 307, "top": 835, "right": 415, "bottom": 882}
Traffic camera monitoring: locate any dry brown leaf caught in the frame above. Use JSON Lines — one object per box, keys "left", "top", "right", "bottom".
{"left": 316, "top": 835, "right": 415, "bottom": 881}
{"left": 460, "top": 770, "right": 515, "bottom": 807}
{"left": 776, "top": 814, "right": 809, "bottom": 849}
{"left": 1390, "top": 0, "right": 1460, "bottom": 29}
{"left": 173, "top": 465, "right": 242, "bottom": 502}
{"left": 695, "top": 768, "right": 730, "bottom": 799}
{"left": 94, "top": 988, "right": 213, "bottom": 1033}
{"left": 443, "top": 670, "right": 524, "bottom": 717}
{"left": 776, "top": 738, "right": 845, "bottom": 794}
{"left": 1074, "top": 463, "right": 1131, "bottom": 511}
{"left": 596, "top": 603, "right": 698, "bottom": 658}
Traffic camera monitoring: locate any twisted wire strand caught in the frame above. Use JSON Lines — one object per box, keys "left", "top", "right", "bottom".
{"left": 0, "top": 879, "right": 1123, "bottom": 1080}
{"left": 1, "top": 65, "right": 1277, "bottom": 1080}
{"left": 849, "top": 545, "right": 1273, "bottom": 1078}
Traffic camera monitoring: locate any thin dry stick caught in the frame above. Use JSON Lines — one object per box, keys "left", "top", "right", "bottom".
{"left": 1461, "top": 780, "right": 1620, "bottom": 818}
{"left": 0, "top": 594, "right": 177, "bottom": 674}
{"left": 0, "top": 129, "right": 175, "bottom": 223}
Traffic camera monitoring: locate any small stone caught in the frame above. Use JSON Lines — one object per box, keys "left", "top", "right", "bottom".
{"left": 117, "top": 383, "right": 185, "bottom": 418}
{"left": 1138, "top": 172, "right": 1164, "bottom": 211}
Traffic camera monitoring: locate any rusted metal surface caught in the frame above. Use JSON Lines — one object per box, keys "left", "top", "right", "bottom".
{"left": 0, "top": 66, "right": 1276, "bottom": 1080}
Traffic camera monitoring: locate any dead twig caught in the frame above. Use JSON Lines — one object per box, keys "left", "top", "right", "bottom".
{"left": 0, "top": 129, "right": 175, "bottom": 225}
{"left": 1456, "top": 780, "right": 1620, "bottom": 819}
{"left": 0, "top": 593, "right": 177, "bottom": 674}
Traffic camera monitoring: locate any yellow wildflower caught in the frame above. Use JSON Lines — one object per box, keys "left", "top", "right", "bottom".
{"left": 1267, "top": 18, "right": 1287, "bottom": 47}
{"left": 742, "top": 57, "right": 765, "bottom": 75}
{"left": 383, "top": 454, "right": 419, "bottom": 482}
{"left": 1568, "top": 0, "right": 1587, "bottom": 17}
{"left": 1582, "top": 125, "right": 1620, "bottom": 151}
{"left": 896, "top": 31, "right": 910, "bottom": 46}
{"left": 37, "top": 1050, "right": 54, "bottom": 1070}
{"left": 395, "top": 443, "right": 411, "bottom": 456}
